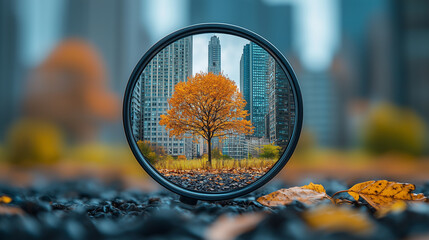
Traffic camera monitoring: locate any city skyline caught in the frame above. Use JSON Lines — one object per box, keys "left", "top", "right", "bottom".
{"left": 132, "top": 34, "right": 294, "bottom": 159}
{"left": 193, "top": 33, "right": 249, "bottom": 90}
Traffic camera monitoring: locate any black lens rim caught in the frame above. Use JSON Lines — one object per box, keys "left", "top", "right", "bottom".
{"left": 123, "top": 23, "right": 303, "bottom": 201}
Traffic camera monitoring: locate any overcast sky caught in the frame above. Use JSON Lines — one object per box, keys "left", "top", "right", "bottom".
{"left": 192, "top": 33, "right": 250, "bottom": 90}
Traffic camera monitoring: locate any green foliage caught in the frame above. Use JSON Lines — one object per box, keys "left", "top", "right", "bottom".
{"left": 362, "top": 103, "right": 426, "bottom": 156}
{"left": 137, "top": 140, "right": 166, "bottom": 165}
{"left": 211, "top": 147, "right": 232, "bottom": 160}
{"left": 6, "top": 119, "right": 64, "bottom": 165}
{"left": 260, "top": 144, "right": 281, "bottom": 159}
{"left": 212, "top": 147, "right": 222, "bottom": 159}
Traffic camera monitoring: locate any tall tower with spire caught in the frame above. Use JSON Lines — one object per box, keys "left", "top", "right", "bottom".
{"left": 208, "top": 35, "right": 221, "bottom": 74}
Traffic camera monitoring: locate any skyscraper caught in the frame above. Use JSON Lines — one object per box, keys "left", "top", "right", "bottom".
{"left": 240, "top": 44, "right": 251, "bottom": 120}
{"left": 208, "top": 35, "right": 221, "bottom": 74}
{"left": 131, "top": 79, "right": 142, "bottom": 140}
{"left": 140, "top": 36, "right": 193, "bottom": 158}
{"left": 207, "top": 35, "right": 223, "bottom": 153}
{"left": 266, "top": 57, "right": 295, "bottom": 148}
{"left": 240, "top": 42, "right": 270, "bottom": 138}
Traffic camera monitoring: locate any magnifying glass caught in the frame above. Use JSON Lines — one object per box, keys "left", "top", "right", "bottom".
{"left": 123, "top": 23, "right": 302, "bottom": 205}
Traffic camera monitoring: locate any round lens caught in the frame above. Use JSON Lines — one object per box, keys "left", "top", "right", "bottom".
{"left": 124, "top": 24, "right": 302, "bottom": 200}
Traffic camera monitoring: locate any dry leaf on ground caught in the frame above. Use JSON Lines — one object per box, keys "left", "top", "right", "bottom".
{"left": 0, "top": 196, "right": 12, "bottom": 204}
{"left": 375, "top": 200, "right": 407, "bottom": 218}
{"left": 0, "top": 206, "right": 24, "bottom": 216}
{"left": 302, "top": 182, "right": 327, "bottom": 193}
{"left": 303, "top": 205, "right": 373, "bottom": 234}
{"left": 257, "top": 182, "right": 331, "bottom": 207}
{"left": 205, "top": 213, "right": 266, "bottom": 240}
{"left": 332, "top": 180, "right": 427, "bottom": 210}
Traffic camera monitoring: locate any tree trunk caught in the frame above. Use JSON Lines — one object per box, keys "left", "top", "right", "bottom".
{"left": 207, "top": 137, "right": 212, "bottom": 166}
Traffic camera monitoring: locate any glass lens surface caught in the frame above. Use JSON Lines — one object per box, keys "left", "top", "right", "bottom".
{"left": 130, "top": 33, "right": 295, "bottom": 193}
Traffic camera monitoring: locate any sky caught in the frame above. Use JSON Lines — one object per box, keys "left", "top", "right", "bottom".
{"left": 192, "top": 33, "right": 250, "bottom": 90}
{"left": 144, "top": 0, "right": 339, "bottom": 72}
{"left": 19, "top": 0, "right": 339, "bottom": 73}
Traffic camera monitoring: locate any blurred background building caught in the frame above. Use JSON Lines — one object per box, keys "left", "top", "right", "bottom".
{"left": 0, "top": 0, "right": 428, "bottom": 156}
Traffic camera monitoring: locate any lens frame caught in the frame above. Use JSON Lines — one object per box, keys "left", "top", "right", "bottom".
{"left": 123, "top": 23, "right": 303, "bottom": 201}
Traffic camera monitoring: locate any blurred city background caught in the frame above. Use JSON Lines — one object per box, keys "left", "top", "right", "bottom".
{"left": 0, "top": 0, "right": 428, "bottom": 187}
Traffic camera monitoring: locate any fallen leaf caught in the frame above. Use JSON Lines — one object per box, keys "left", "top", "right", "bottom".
{"left": 205, "top": 213, "right": 265, "bottom": 240}
{"left": 303, "top": 205, "right": 373, "bottom": 234}
{"left": 0, "top": 206, "right": 24, "bottom": 215}
{"left": 0, "top": 196, "right": 12, "bottom": 204}
{"left": 332, "top": 180, "right": 427, "bottom": 210}
{"left": 334, "top": 198, "right": 354, "bottom": 205}
{"left": 257, "top": 182, "right": 331, "bottom": 207}
{"left": 375, "top": 200, "right": 407, "bottom": 218}
{"left": 302, "top": 182, "right": 326, "bottom": 193}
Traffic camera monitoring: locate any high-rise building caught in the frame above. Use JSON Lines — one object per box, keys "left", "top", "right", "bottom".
{"left": 222, "top": 135, "right": 248, "bottom": 159}
{"left": 266, "top": 57, "right": 295, "bottom": 148}
{"left": 207, "top": 35, "right": 223, "bottom": 153}
{"left": 189, "top": 0, "right": 294, "bottom": 56}
{"left": 131, "top": 79, "right": 142, "bottom": 140}
{"left": 300, "top": 71, "right": 338, "bottom": 146}
{"left": 240, "top": 42, "right": 270, "bottom": 138}
{"left": 240, "top": 44, "right": 251, "bottom": 120}
{"left": 140, "top": 36, "right": 193, "bottom": 158}
{"left": 0, "top": 1, "right": 20, "bottom": 140}
{"left": 208, "top": 35, "right": 221, "bottom": 74}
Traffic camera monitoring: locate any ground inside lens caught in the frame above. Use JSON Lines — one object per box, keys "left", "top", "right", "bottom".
{"left": 131, "top": 34, "right": 295, "bottom": 192}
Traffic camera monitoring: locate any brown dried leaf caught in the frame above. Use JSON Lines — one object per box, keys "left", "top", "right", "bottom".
{"left": 0, "top": 206, "right": 24, "bottom": 216}
{"left": 257, "top": 182, "right": 331, "bottom": 207}
{"left": 205, "top": 213, "right": 265, "bottom": 240}
{"left": 333, "top": 180, "right": 427, "bottom": 210}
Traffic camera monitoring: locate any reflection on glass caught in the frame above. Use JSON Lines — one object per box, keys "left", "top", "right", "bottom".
{"left": 131, "top": 33, "right": 295, "bottom": 193}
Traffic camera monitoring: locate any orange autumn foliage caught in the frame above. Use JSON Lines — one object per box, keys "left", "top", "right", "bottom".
{"left": 160, "top": 72, "right": 253, "bottom": 163}
{"left": 23, "top": 39, "right": 119, "bottom": 140}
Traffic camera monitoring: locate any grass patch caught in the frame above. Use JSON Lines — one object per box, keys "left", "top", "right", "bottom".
{"left": 154, "top": 158, "right": 277, "bottom": 170}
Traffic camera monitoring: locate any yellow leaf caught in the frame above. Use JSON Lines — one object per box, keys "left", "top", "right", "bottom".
{"left": 375, "top": 200, "right": 407, "bottom": 218}
{"left": 0, "top": 196, "right": 12, "bottom": 204}
{"left": 332, "top": 180, "right": 426, "bottom": 210}
{"left": 303, "top": 205, "right": 373, "bottom": 234}
{"left": 302, "top": 182, "right": 326, "bottom": 193}
{"left": 257, "top": 183, "right": 331, "bottom": 207}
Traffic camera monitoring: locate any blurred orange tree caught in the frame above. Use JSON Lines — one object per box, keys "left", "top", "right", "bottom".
{"left": 23, "top": 39, "right": 119, "bottom": 141}
{"left": 362, "top": 103, "right": 426, "bottom": 156}
{"left": 160, "top": 72, "right": 253, "bottom": 164}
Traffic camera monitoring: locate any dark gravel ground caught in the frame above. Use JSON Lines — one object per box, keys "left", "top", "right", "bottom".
{"left": 0, "top": 178, "right": 429, "bottom": 240}
{"left": 165, "top": 172, "right": 263, "bottom": 192}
